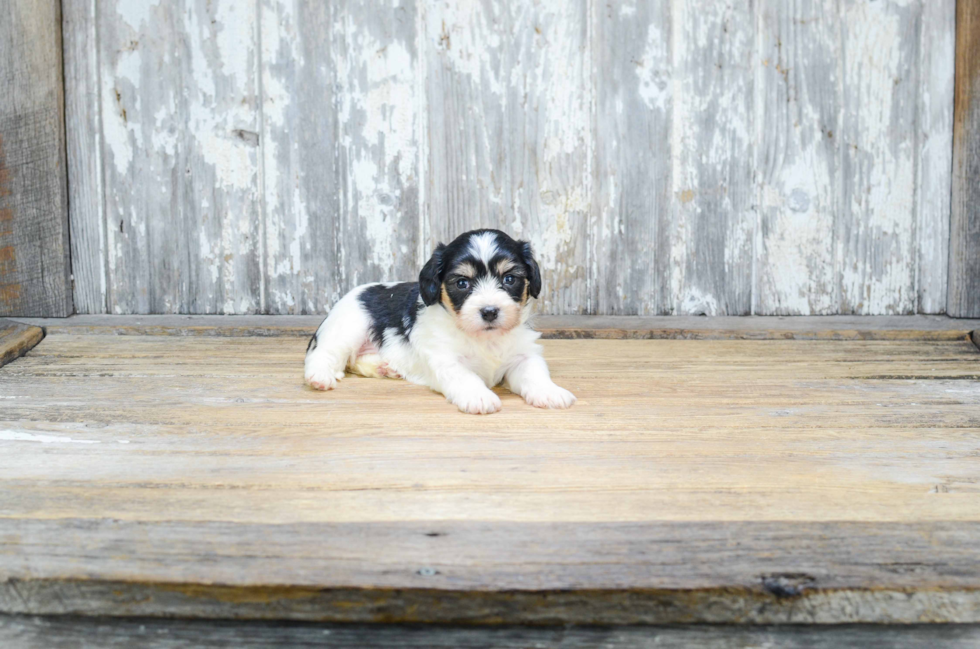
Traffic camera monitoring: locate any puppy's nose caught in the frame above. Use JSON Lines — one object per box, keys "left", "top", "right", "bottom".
{"left": 480, "top": 306, "right": 500, "bottom": 322}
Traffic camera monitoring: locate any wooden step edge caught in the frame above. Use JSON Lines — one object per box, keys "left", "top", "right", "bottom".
{"left": 5, "top": 614, "right": 980, "bottom": 648}
{"left": 8, "top": 315, "right": 980, "bottom": 342}
{"left": 0, "top": 319, "right": 44, "bottom": 369}
{"left": 2, "top": 578, "right": 979, "bottom": 625}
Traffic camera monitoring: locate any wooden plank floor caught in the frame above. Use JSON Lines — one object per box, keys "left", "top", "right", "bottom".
{"left": 1, "top": 331, "right": 979, "bottom": 624}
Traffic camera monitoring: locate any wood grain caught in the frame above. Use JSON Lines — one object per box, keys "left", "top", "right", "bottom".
{"left": 0, "top": 320, "right": 43, "bottom": 368}
{"left": 0, "top": 0, "right": 72, "bottom": 317}
{"left": 1, "top": 521, "right": 980, "bottom": 623}
{"left": 9, "top": 314, "right": 980, "bottom": 341}
{"left": 949, "top": 0, "right": 980, "bottom": 317}
{"left": 669, "top": 1, "right": 755, "bottom": 316}
{"left": 4, "top": 616, "right": 980, "bottom": 649}
{"left": 62, "top": 0, "right": 107, "bottom": 315}
{"left": 261, "top": 0, "right": 422, "bottom": 315}
{"left": 591, "top": 0, "right": 672, "bottom": 315}
{"left": 755, "top": 0, "right": 839, "bottom": 315}
{"left": 424, "top": 0, "right": 591, "bottom": 314}
{"left": 98, "top": 0, "right": 263, "bottom": 314}
{"left": 917, "top": 0, "right": 956, "bottom": 314}
{"left": 260, "top": 0, "right": 343, "bottom": 315}
{"left": 838, "top": 0, "right": 919, "bottom": 315}
{"left": 1, "top": 334, "right": 979, "bottom": 622}
{"left": 63, "top": 0, "right": 958, "bottom": 316}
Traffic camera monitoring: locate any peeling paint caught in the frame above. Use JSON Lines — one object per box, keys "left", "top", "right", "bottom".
{"left": 0, "top": 430, "right": 100, "bottom": 445}
{"left": 74, "top": 0, "right": 955, "bottom": 316}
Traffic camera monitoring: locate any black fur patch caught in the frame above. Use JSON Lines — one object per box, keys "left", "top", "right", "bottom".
{"left": 358, "top": 282, "right": 423, "bottom": 345}
{"left": 306, "top": 334, "right": 318, "bottom": 352}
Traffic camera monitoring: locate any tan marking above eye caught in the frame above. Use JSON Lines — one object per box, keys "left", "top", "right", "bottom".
{"left": 451, "top": 263, "right": 476, "bottom": 278}
{"left": 494, "top": 259, "right": 516, "bottom": 275}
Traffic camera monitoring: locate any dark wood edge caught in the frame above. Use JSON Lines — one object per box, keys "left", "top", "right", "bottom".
{"left": 4, "top": 615, "right": 980, "bottom": 648}
{"left": 1, "top": 579, "right": 978, "bottom": 625}
{"left": 971, "top": 330, "right": 980, "bottom": 351}
{"left": 10, "top": 315, "right": 980, "bottom": 341}
{"left": 0, "top": 319, "right": 44, "bottom": 368}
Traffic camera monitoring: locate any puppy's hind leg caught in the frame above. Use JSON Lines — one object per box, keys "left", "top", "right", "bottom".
{"left": 305, "top": 289, "right": 372, "bottom": 391}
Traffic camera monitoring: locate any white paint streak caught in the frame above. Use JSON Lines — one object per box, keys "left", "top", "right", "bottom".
{"left": 0, "top": 430, "right": 100, "bottom": 445}
{"left": 116, "top": 0, "right": 158, "bottom": 30}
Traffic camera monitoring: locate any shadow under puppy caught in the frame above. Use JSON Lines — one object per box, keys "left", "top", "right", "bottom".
{"left": 304, "top": 229, "right": 576, "bottom": 414}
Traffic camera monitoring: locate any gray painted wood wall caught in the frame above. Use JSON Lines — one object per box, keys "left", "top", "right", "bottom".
{"left": 64, "top": 0, "right": 957, "bottom": 316}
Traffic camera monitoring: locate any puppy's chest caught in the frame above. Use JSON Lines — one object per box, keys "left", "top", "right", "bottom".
{"left": 457, "top": 342, "right": 510, "bottom": 383}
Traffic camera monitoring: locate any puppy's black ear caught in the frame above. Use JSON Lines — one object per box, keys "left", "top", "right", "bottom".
{"left": 419, "top": 243, "right": 447, "bottom": 306}
{"left": 519, "top": 241, "right": 542, "bottom": 299}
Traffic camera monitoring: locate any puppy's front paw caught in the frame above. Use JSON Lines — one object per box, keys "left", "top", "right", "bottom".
{"left": 454, "top": 390, "right": 502, "bottom": 415}
{"left": 523, "top": 384, "right": 576, "bottom": 409}
{"left": 306, "top": 369, "right": 344, "bottom": 391}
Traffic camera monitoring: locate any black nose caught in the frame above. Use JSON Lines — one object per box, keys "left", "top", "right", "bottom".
{"left": 480, "top": 306, "right": 499, "bottom": 322}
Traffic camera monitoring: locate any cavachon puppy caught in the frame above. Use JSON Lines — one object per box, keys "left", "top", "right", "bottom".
{"left": 304, "top": 229, "right": 576, "bottom": 414}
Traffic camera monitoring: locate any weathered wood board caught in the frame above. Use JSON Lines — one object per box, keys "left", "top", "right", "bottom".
{"left": 3, "top": 616, "right": 980, "bottom": 649}
{"left": 63, "top": 0, "right": 957, "bottom": 316}
{"left": 94, "top": 0, "right": 264, "bottom": 315}
{"left": 424, "top": 0, "right": 591, "bottom": 314}
{"left": 9, "top": 313, "right": 980, "bottom": 341}
{"left": 950, "top": 0, "right": 980, "bottom": 318}
{"left": 1, "top": 334, "right": 979, "bottom": 623}
{"left": 62, "top": 0, "right": 106, "bottom": 316}
{"left": 0, "top": 320, "right": 44, "bottom": 368}
{"left": 0, "top": 0, "right": 72, "bottom": 317}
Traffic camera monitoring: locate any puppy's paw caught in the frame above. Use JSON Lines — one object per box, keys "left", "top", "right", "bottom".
{"left": 306, "top": 369, "right": 342, "bottom": 391}
{"left": 523, "top": 384, "right": 576, "bottom": 409}
{"left": 453, "top": 389, "right": 502, "bottom": 415}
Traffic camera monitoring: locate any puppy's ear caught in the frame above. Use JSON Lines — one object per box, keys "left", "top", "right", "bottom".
{"left": 519, "top": 241, "right": 542, "bottom": 299}
{"left": 419, "top": 243, "right": 447, "bottom": 306}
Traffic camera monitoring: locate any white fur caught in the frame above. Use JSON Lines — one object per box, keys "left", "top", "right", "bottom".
{"left": 467, "top": 232, "right": 499, "bottom": 266}
{"left": 304, "top": 284, "right": 576, "bottom": 414}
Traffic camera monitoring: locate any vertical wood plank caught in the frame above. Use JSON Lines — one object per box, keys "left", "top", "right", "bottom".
{"left": 260, "top": 0, "right": 342, "bottom": 314}
{"left": 424, "top": 0, "right": 591, "bottom": 314}
{"left": 915, "top": 0, "right": 955, "bottom": 314}
{"left": 592, "top": 0, "right": 672, "bottom": 315}
{"left": 262, "top": 0, "right": 419, "bottom": 315}
{"left": 755, "top": 0, "right": 840, "bottom": 316}
{"left": 668, "top": 0, "right": 755, "bottom": 316}
{"left": 337, "top": 0, "right": 420, "bottom": 292}
{"left": 63, "top": 0, "right": 107, "bottom": 314}
{"left": 949, "top": 0, "right": 980, "bottom": 317}
{"left": 0, "top": 0, "right": 73, "bottom": 317}
{"left": 100, "top": 0, "right": 262, "bottom": 314}
{"left": 837, "top": 0, "right": 919, "bottom": 315}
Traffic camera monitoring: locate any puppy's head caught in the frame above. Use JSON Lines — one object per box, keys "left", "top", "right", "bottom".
{"left": 419, "top": 229, "right": 541, "bottom": 335}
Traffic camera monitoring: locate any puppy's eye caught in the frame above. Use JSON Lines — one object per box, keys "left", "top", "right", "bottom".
{"left": 455, "top": 278, "right": 470, "bottom": 290}
{"left": 503, "top": 274, "right": 516, "bottom": 286}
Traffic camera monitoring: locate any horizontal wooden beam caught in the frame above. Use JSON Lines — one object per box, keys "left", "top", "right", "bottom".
{"left": 2, "top": 519, "right": 980, "bottom": 624}
{"left": 9, "top": 314, "right": 980, "bottom": 341}
{"left": 2, "top": 615, "right": 980, "bottom": 648}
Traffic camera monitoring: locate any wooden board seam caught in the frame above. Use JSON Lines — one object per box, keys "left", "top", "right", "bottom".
{"left": 2, "top": 578, "right": 980, "bottom": 625}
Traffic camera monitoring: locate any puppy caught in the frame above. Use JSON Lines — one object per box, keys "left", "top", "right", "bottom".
{"left": 304, "top": 229, "right": 576, "bottom": 414}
